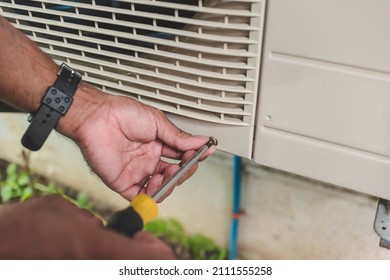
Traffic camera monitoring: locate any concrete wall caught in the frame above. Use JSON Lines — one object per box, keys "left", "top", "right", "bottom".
{"left": 1, "top": 113, "right": 390, "bottom": 259}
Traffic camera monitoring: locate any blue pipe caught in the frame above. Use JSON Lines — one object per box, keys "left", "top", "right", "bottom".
{"left": 229, "top": 155, "right": 242, "bottom": 260}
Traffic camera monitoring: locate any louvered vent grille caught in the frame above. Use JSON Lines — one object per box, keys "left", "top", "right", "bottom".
{"left": 0, "top": 0, "right": 263, "bottom": 126}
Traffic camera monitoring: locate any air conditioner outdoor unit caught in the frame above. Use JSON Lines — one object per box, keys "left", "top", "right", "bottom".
{"left": 1, "top": 0, "right": 390, "bottom": 200}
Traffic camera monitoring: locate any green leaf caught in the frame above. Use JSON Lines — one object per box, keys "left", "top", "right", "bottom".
{"left": 0, "top": 185, "right": 12, "bottom": 202}
{"left": 5, "top": 173, "right": 17, "bottom": 185}
{"left": 17, "top": 171, "right": 30, "bottom": 187}
{"left": 13, "top": 184, "right": 23, "bottom": 197}
{"left": 76, "top": 191, "right": 91, "bottom": 209}
{"left": 49, "top": 183, "right": 63, "bottom": 195}
{"left": 184, "top": 234, "right": 227, "bottom": 260}
{"left": 33, "top": 182, "right": 50, "bottom": 193}
{"left": 20, "top": 186, "right": 33, "bottom": 202}
{"left": 6, "top": 163, "right": 17, "bottom": 177}
{"left": 145, "top": 218, "right": 185, "bottom": 245}
{"left": 6, "top": 181, "right": 21, "bottom": 193}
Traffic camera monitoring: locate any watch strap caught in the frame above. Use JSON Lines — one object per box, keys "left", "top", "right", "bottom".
{"left": 21, "top": 104, "right": 61, "bottom": 151}
{"left": 21, "top": 63, "right": 81, "bottom": 151}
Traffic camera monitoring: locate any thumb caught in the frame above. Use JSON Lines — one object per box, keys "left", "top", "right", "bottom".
{"left": 155, "top": 110, "right": 210, "bottom": 151}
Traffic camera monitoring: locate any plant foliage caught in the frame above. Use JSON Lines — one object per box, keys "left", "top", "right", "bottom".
{"left": 145, "top": 218, "right": 227, "bottom": 260}
{"left": 0, "top": 162, "right": 99, "bottom": 218}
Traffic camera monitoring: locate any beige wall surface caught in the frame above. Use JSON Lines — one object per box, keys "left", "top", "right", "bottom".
{"left": 1, "top": 113, "right": 390, "bottom": 259}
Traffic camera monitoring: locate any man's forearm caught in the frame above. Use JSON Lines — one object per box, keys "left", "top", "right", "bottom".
{"left": 0, "top": 16, "right": 58, "bottom": 112}
{"left": 0, "top": 16, "right": 106, "bottom": 140}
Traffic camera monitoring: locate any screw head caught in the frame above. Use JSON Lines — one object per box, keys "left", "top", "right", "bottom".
{"left": 209, "top": 136, "right": 218, "bottom": 146}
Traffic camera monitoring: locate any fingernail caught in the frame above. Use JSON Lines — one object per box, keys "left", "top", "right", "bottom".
{"left": 158, "top": 175, "right": 164, "bottom": 185}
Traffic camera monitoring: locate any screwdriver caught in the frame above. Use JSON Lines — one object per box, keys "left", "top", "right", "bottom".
{"left": 107, "top": 136, "right": 218, "bottom": 236}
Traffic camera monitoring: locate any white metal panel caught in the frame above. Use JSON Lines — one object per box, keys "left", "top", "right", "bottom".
{"left": 255, "top": 0, "right": 390, "bottom": 198}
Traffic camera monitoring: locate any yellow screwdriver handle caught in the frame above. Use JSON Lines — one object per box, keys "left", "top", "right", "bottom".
{"left": 131, "top": 194, "right": 158, "bottom": 225}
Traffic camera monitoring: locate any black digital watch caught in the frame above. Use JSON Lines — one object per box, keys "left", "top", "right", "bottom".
{"left": 21, "top": 63, "right": 82, "bottom": 151}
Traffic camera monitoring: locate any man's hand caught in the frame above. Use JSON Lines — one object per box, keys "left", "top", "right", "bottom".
{"left": 0, "top": 16, "right": 216, "bottom": 202}
{"left": 58, "top": 84, "right": 216, "bottom": 201}
{"left": 0, "top": 195, "right": 175, "bottom": 259}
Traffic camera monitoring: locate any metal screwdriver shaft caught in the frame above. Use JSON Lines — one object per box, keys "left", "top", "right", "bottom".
{"left": 152, "top": 136, "right": 218, "bottom": 202}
